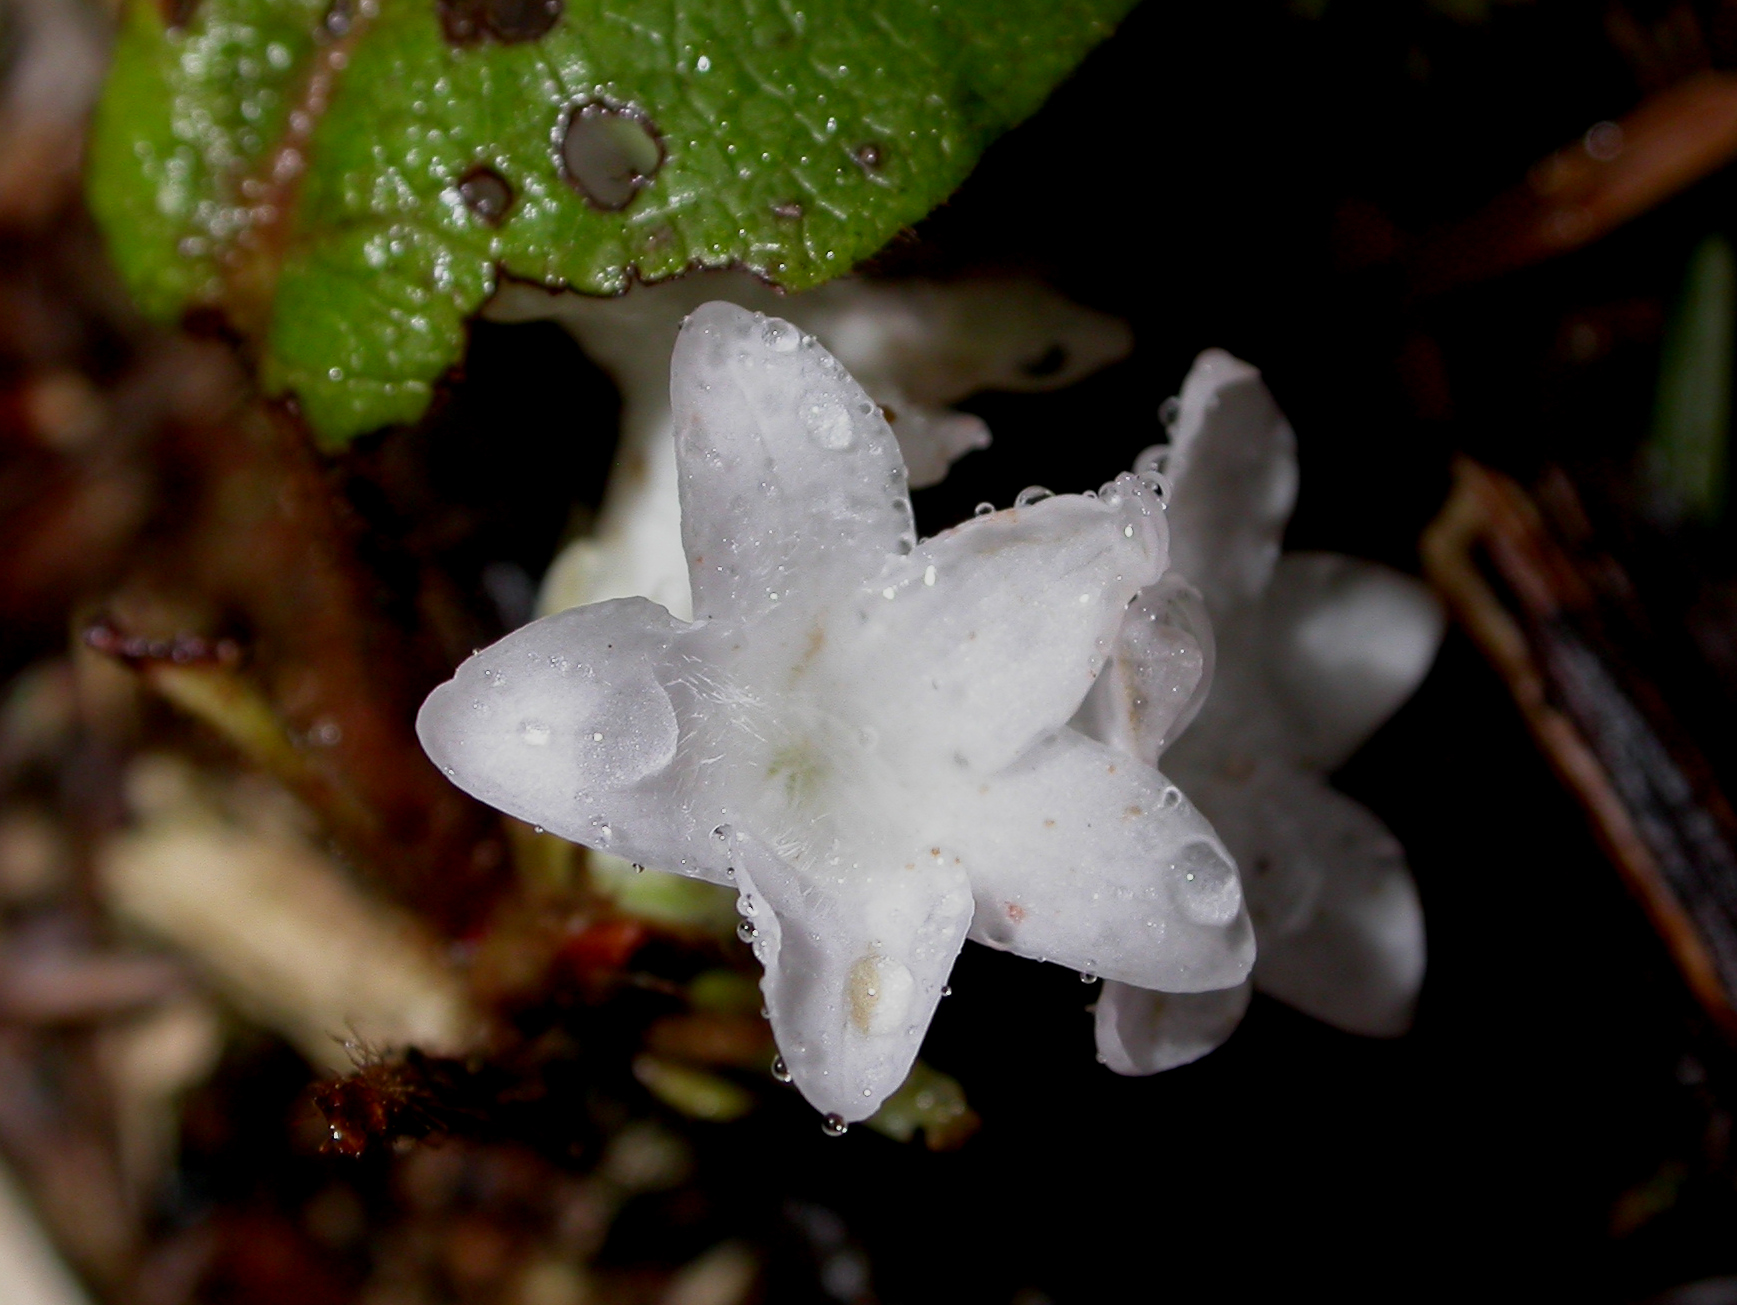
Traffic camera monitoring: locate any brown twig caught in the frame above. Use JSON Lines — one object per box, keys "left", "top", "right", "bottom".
{"left": 1407, "top": 72, "right": 1737, "bottom": 299}
{"left": 1422, "top": 459, "right": 1737, "bottom": 1037}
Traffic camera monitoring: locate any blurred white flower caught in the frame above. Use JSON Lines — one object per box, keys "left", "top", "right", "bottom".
{"left": 419, "top": 304, "right": 1250, "bottom": 1120}
{"left": 1086, "top": 350, "right": 1444, "bottom": 1075}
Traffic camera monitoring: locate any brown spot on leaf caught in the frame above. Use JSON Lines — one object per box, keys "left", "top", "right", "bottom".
{"left": 437, "top": 0, "right": 561, "bottom": 45}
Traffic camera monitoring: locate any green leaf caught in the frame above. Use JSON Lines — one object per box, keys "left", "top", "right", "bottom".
{"left": 88, "top": 0, "right": 1134, "bottom": 446}
{"left": 866, "top": 1060, "right": 978, "bottom": 1149}
{"left": 1644, "top": 234, "right": 1736, "bottom": 526}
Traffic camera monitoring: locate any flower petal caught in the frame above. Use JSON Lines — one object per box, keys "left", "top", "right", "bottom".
{"left": 952, "top": 728, "right": 1254, "bottom": 992}
{"left": 671, "top": 302, "right": 915, "bottom": 625}
{"left": 1094, "top": 979, "right": 1251, "bottom": 1075}
{"left": 1262, "top": 553, "right": 1445, "bottom": 771}
{"left": 1184, "top": 763, "right": 1425, "bottom": 1036}
{"left": 726, "top": 828, "right": 973, "bottom": 1122}
{"left": 1072, "top": 572, "right": 1214, "bottom": 767}
{"left": 1160, "top": 349, "right": 1297, "bottom": 615}
{"left": 416, "top": 599, "right": 722, "bottom": 881}
{"left": 843, "top": 474, "right": 1168, "bottom": 777}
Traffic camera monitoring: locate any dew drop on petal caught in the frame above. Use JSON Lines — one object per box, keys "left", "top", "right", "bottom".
{"left": 1173, "top": 841, "right": 1242, "bottom": 926}
{"left": 772, "top": 1055, "right": 792, "bottom": 1083}
{"left": 737, "top": 919, "right": 758, "bottom": 943}
{"left": 1015, "top": 486, "right": 1054, "bottom": 507}
{"left": 801, "top": 393, "right": 854, "bottom": 450}
{"left": 974, "top": 502, "right": 994, "bottom": 517}
{"left": 763, "top": 318, "right": 800, "bottom": 353}
{"left": 821, "top": 1114, "right": 849, "bottom": 1137}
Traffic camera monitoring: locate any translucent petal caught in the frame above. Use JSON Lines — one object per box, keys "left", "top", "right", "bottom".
{"left": 1073, "top": 572, "right": 1214, "bottom": 766}
{"left": 728, "top": 828, "right": 973, "bottom": 1121}
{"left": 1094, "top": 979, "right": 1251, "bottom": 1075}
{"left": 890, "top": 408, "right": 990, "bottom": 490}
{"left": 671, "top": 302, "right": 915, "bottom": 625}
{"left": 415, "top": 599, "right": 718, "bottom": 880}
{"left": 954, "top": 728, "right": 1253, "bottom": 992}
{"left": 1262, "top": 553, "right": 1445, "bottom": 771}
{"left": 1182, "top": 763, "right": 1425, "bottom": 1037}
{"left": 1158, "top": 349, "right": 1297, "bottom": 615}
{"left": 842, "top": 473, "right": 1168, "bottom": 777}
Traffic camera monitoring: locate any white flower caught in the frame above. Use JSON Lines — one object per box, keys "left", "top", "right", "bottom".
{"left": 418, "top": 304, "right": 1251, "bottom": 1120}
{"left": 1084, "top": 350, "right": 1444, "bottom": 1075}
{"left": 486, "top": 270, "right": 1132, "bottom": 621}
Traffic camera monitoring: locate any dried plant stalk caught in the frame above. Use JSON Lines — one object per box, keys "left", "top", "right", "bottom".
{"left": 1408, "top": 72, "right": 1737, "bottom": 299}
{"left": 1423, "top": 459, "right": 1737, "bottom": 1036}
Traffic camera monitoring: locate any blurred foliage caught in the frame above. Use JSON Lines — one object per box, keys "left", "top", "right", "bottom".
{"left": 87, "top": 0, "right": 1135, "bottom": 444}
{"left": 865, "top": 1059, "right": 978, "bottom": 1150}
{"left": 1645, "top": 234, "right": 1736, "bottom": 524}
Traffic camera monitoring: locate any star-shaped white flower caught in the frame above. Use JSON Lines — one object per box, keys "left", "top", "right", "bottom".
{"left": 1081, "top": 350, "right": 1444, "bottom": 1074}
{"left": 418, "top": 304, "right": 1252, "bottom": 1120}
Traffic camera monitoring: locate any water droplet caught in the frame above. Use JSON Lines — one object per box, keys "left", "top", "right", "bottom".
{"left": 772, "top": 1055, "right": 792, "bottom": 1083}
{"left": 973, "top": 502, "right": 995, "bottom": 517}
{"left": 560, "top": 100, "right": 662, "bottom": 210}
{"left": 737, "top": 919, "right": 758, "bottom": 943}
{"left": 631, "top": 863, "right": 645, "bottom": 873}
{"left": 940, "top": 985, "right": 952, "bottom": 997}
{"left": 1124, "top": 525, "right": 1134, "bottom": 538}
{"left": 1584, "top": 119, "right": 1624, "bottom": 161}
{"left": 1015, "top": 486, "right": 1054, "bottom": 508}
{"left": 763, "top": 319, "right": 800, "bottom": 352}
{"left": 712, "top": 824, "right": 732, "bottom": 841}
{"left": 737, "top": 893, "right": 758, "bottom": 917}
{"left": 821, "top": 1113, "right": 849, "bottom": 1137}
{"left": 1080, "top": 971, "right": 1099, "bottom": 984}
{"left": 923, "top": 565, "right": 936, "bottom": 586}
{"left": 801, "top": 394, "right": 854, "bottom": 450}
{"left": 695, "top": 53, "right": 711, "bottom": 72}
{"left": 852, "top": 142, "right": 882, "bottom": 170}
